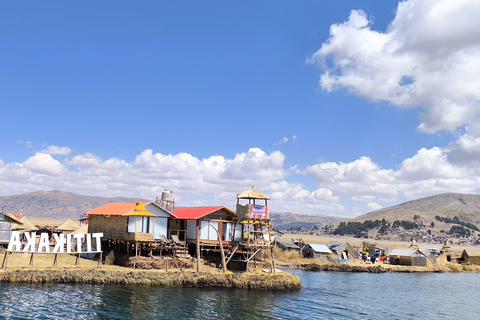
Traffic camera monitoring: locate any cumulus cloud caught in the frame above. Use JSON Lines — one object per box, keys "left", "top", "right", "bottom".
{"left": 305, "top": 145, "right": 480, "bottom": 212}
{"left": 39, "top": 145, "right": 72, "bottom": 156}
{"left": 305, "top": 156, "right": 397, "bottom": 198}
{"left": 309, "top": 0, "right": 480, "bottom": 137}
{"left": 367, "top": 202, "right": 382, "bottom": 211}
{"left": 23, "top": 153, "right": 67, "bottom": 176}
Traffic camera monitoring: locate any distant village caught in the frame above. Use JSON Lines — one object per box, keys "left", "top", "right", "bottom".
{"left": 1, "top": 187, "right": 480, "bottom": 270}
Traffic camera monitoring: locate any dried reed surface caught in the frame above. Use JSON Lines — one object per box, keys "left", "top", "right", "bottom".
{"left": 0, "top": 252, "right": 302, "bottom": 290}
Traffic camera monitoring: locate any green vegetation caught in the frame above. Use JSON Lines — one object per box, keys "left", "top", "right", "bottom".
{"left": 333, "top": 218, "right": 420, "bottom": 237}
{"left": 448, "top": 225, "right": 471, "bottom": 238}
{"left": 435, "top": 216, "right": 479, "bottom": 231}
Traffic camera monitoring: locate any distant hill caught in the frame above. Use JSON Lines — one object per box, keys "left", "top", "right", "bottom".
{"left": 269, "top": 212, "right": 346, "bottom": 231}
{"left": 0, "top": 190, "right": 148, "bottom": 219}
{"left": 0, "top": 190, "right": 347, "bottom": 228}
{"left": 350, "top": 193, "right": 480, "bottom": 231}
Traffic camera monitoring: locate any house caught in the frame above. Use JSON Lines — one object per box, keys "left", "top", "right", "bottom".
{"left": 302, "top": 244, "right": 333, "bottom": 260}
{"left": 0, "top": 212, "right": 12, "bottom": 246}
{"left": 87, "top": 201, "right": 172, "bottom": 242}
{"left": 170, "top": 206, "right": 238, "bottom": 248}
{"left": 388, "top": 248, "right": 428, "bottom": 267}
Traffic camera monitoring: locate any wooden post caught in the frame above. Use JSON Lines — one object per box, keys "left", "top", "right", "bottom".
{"left": 2, "top": 251, "right": 8, "bottom": 269}
{"left": 53, "top": 253, "right": 58, "bottom": 266}
{"left": 29, "top": 253, "right": 34, "bottom": 266}
{"left": 196, "top": 221, "right": 200, "bottom": 272}
{"left": 98, "top": 252, "right": 103, "bottom": 267}
{"left": 75, "top": 253, "right": 80, "bottom": 265}
{"left": 271, "top": 247, "right": 276, "bottom": 273}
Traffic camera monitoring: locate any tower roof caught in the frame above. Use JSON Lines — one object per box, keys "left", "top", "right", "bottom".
{"left": 236, "top": 187, "right": 270, "bottom": 200}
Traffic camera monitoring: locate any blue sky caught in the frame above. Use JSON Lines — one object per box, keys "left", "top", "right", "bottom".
{"left": 1, "top": 0, "right": 480, "bottom": 217}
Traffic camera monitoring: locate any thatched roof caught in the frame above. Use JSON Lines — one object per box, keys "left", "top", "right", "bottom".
{"left": 11, "top": 216, "right": 38, "bottom": 231}
{"left": 55, "top": 219, "right": 80, "bottom": 232}
{"left": 124, "top": 202, "right": 156, "bottom": 217}
{"left": 71, "top": 223, "right": 88, "bottom": 234}
{"left": 236, "top": 187, "right": 270, "bottom": 200}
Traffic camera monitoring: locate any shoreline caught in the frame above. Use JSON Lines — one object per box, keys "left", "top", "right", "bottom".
{"left": 0, "top": 266, "right": 302, "bottom": 290}
{"left": 276, "top": 259, "right": 479, "bottom": 273}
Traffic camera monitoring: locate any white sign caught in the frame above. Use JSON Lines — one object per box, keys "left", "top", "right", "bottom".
{"left": 7, "top": 231, "right": 104, "bottom": 253}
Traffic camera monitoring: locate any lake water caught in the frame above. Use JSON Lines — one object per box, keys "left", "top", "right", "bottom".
{"left": 1, "top": 269, "right": 478, "bottom": 319}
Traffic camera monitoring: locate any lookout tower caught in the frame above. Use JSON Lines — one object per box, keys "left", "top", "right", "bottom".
{"left": 225, "top": 187, "right": 276, "bottom": 271}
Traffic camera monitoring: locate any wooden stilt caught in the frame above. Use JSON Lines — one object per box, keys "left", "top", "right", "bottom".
{"left": 53, "top": 253, "right": 58, "bottom": 266}
{"left": 75, "top": 253, "right": 80, "bottom": 265}
{"left": 2, "top": 251, "right": 8, "bottom": 269}
{"left": 29, "top": 253, "right": 34, "bottom": 266}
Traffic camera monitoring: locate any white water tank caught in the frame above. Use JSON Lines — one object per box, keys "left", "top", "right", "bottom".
{"left": 161, "top": 190, "right": 172, "bottom": 201}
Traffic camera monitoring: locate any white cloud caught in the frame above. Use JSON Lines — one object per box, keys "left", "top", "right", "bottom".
{"left": 23, "top": 153, "right": 67, "bottom": 176}
{"left": 367, "top": 202, "right": 382, "bottom": 211}
{"left": 39, "top": 145, "right": 72, "bottom": 156}
{"left": 309, "top": 0, "right": 480, "bottom": 136}
{"left": 396, "top": 147, "right": 465, "bottom": 180}
{"left": 305, "top": 156, "right": 397, "bottom": 198}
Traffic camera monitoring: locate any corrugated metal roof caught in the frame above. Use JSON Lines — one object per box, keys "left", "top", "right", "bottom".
{"left": 277, "top": 240, "right": 300, "bottom": 250}
{"left": 3, "top": 213, "right": 23, "bottom": 224}
{"left": 388, "top": 248, "right": 426, "bottom": 257}
{"left": 309, "top": 244, "right": 332, "bottom": 254}
{"left": 87, "top": 202, "right": 150, "bottom": 216}
{"left": 170, "top": 206, "right": 235, "bottom": 219}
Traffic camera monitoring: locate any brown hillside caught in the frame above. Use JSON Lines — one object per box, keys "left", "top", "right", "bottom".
{"left": 270, "top": 212, "right": 346, "bottom": 231}
{"left": 0, "top": 190, "right": 346, "bottom": 228}
{"left": 0, "top": 190, "right": 149, "bottom": 219}
{"left": 350, "top": 193, "right": 480, "bottom": 231}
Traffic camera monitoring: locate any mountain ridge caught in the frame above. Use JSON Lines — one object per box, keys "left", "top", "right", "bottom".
{"left": 350, "top": 193, "right": 480, "bottom": 230}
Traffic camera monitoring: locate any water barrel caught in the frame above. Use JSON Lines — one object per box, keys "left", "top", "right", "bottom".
{"left": 161, "top": 190, "right": 171, "bottom": 201}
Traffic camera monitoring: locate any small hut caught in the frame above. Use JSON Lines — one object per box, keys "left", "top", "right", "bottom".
{"left": 437, "top": 240, "right": 456, "bottom": 265}
{"left": 55, "top": 219, "right": 80, "bottom": 233}
{"left": 459, "top": 250, "right": 480, "bottom": 265}
{"left": 71, "top": 223, "right": 88, "bottom": 235}
{"left": 276, "top": 240, "right": 300, "bottom": 251}
{"left": 302, "top": 244, "right": 332, "bottom": 260}
{"left": 329, "top": 242, "right": 357, "bottom": 260}
{"left": 388, "top": 248, "right": 428, "bottom": 267}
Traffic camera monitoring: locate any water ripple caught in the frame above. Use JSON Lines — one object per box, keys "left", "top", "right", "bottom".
{"left": 1, "top": 271, "right": 479, "bottom": 319}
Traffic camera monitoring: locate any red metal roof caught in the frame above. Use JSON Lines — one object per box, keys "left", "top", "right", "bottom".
{"left": 3, "top": 213, "right": 23, "bottom": 223}
{"left": 86, "top": 202, "right": 150, "bottom": 216}
{"left": 170, "top": 206, "right": 235, "bottom": 219}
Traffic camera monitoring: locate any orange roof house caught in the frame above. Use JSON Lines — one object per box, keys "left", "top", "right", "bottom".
{"left": 87, "top": 202, "right": 173, "bottom": 242}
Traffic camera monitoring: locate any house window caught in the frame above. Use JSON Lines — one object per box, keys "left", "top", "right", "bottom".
{"left": 127, "top": 216, "right": 152, "bottom": 233}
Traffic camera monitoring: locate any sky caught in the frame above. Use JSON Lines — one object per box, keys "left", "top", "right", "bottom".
{"left": 2, "top": 0, "right": 480, "bottom": 217}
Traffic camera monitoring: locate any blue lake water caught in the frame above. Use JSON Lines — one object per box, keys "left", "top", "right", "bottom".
{"left": 0, "top": 269, "right": 478, "bottom": 319}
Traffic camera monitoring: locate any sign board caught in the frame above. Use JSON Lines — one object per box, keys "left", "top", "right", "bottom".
{"left": 7, "top": 231, "right": 104, "bottom": 253}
